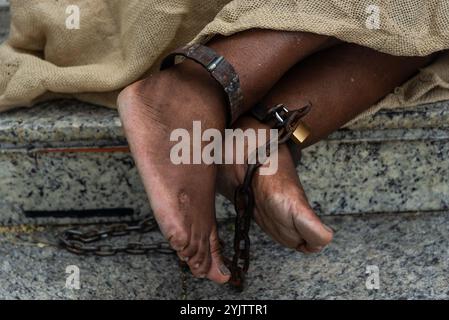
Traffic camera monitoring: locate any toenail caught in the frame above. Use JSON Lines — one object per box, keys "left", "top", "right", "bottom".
{"left": 194, "top": 263, "right": 200, "bottom": 269}
{"left": 219, "top": 264, "right": 231, "bottom": 276}
{"left": 324, "top": 224, "right": 334, "bottom": 233}
{"left": 198, "top": 274, "right": 207, "bottom": 278}
{"left": 180, "top": 256, "right": 189, "bottom": 262}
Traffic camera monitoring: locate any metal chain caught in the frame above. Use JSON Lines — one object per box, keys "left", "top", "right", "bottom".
{"left": 58, "top": 104, "right": 310, "bottom": 291}
{"left": 58, "top": 216, "right": 175, "bottom": 256}
{"left": 228, "top": 104, "right": 311, "bottom": 290}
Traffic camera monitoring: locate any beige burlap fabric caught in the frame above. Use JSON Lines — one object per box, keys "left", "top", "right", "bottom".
{"left": 1, "top": 0, "right": 448, "bottom": 124}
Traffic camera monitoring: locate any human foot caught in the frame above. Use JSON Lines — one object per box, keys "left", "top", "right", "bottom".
{"left": 217, "top": 116, "right": 333, "bottom": 253}
{"left": 117, "top": 30, "right": 338, "bottom": 281}
{"left": 117, "top": 63, "right": 231, "bottom": 283}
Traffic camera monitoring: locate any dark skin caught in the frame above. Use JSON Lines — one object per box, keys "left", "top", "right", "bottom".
{"left": 218, "top": 43, "right": 433, "bottom": 253}
{"left": 117, "top": 29, "right": 433, "bottom": 283}
{"left": 262, "top": 43, "right": 435, "bottom": 147}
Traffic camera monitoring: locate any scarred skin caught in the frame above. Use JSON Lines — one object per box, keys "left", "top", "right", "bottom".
{"left": 117, "top": 29, "right": 433, "bottom": 283}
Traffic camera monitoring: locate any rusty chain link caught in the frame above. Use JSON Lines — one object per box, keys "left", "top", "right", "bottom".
{"left": 58, "top": 217, "right": 174, "bottom": 256}
{"left": 228, "top": 104, "right": 311, "bottom": 290}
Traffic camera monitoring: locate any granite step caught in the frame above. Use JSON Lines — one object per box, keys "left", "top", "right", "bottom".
{"left": 0, "top": 100, "right": 448, "bottom": 225}
{"left": 1, "top": 210, "right": 448, "bottom": 299}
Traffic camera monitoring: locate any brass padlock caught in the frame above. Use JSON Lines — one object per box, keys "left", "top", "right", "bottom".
{"left": 291, "top": 121, "right": 310, "bottom": 144}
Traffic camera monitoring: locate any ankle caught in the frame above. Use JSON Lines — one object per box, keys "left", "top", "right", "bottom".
{"left": 172, "top": 60, "right": 229, "bottom": 127}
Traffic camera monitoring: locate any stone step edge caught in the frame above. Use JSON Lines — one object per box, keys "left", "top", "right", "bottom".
{"left": 3, "top": 208, "right": 447, "bottom": 228}
{"left": 0, "top": 100, "right": 448, "bottom": 149}
{"left": 1, "top": 127, "right": 449, "bottom": 152}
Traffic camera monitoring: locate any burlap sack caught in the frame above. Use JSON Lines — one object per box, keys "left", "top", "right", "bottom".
{"left": 1, "top": 0, "right": 448, "bottom": 124}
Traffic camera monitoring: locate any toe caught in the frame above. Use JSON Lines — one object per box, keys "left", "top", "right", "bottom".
{"left": 178, "top": 242, "right": 198, "bottom": 262}
{"left": 206, "top": 228, "right": 231, "bottom": 284}
{"left": 188, "top": 235, "right": 211, "bottom": 278}
{"left": 178, "top": 228, "right": 199, "bottom": 261}
{"left": 167, "top": 227, "right": 190, "bottom": 252}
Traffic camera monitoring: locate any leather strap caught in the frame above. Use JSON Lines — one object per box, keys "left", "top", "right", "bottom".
{"left": 161, "top": 44, "right": 244, "bottom": 126}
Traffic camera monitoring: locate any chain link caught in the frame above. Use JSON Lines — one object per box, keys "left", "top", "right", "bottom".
{"left": 227, "top": 104, "right": 310, "bottom": 290}
{"left": 58, "top": 217, "right": 175, "bottom": 256}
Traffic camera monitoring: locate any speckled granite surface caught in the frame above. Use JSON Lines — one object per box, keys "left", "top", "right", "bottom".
{"left": 1, "top": 100, "right": 448, "bottom": 148}
{"left": 0, "top": 149, "right": 152, "bottom": 225}
{"left": 0, "top": 226, "right": 179, "bottom": 299}
{"left": 0, "top": 101, "right": 125, "bottom": 148}
{"left": 188, "top": 212, "right": 449, "bottom": 299}
{"left": 0, "top": 100, "right": 449, "bottom": 224}
{"left": 1, "top": 211, "right": 448, "bottom": 299}
{"left": 302, "top": 139, "right": 449, "bottom": 215}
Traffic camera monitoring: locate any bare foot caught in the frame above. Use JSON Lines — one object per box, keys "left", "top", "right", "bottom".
{"left": 117, "top": 30, "right": 339, "bottom": 281}
{"left": 217, "top": 116, "right": 333, "bottom": 253}
{"left": 117, "top": 63, "right": 231, "bottom": 283}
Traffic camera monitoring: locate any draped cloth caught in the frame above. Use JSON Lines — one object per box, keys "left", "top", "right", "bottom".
{"left": 1, "top": 0, "right": 448, "bottom": 123}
